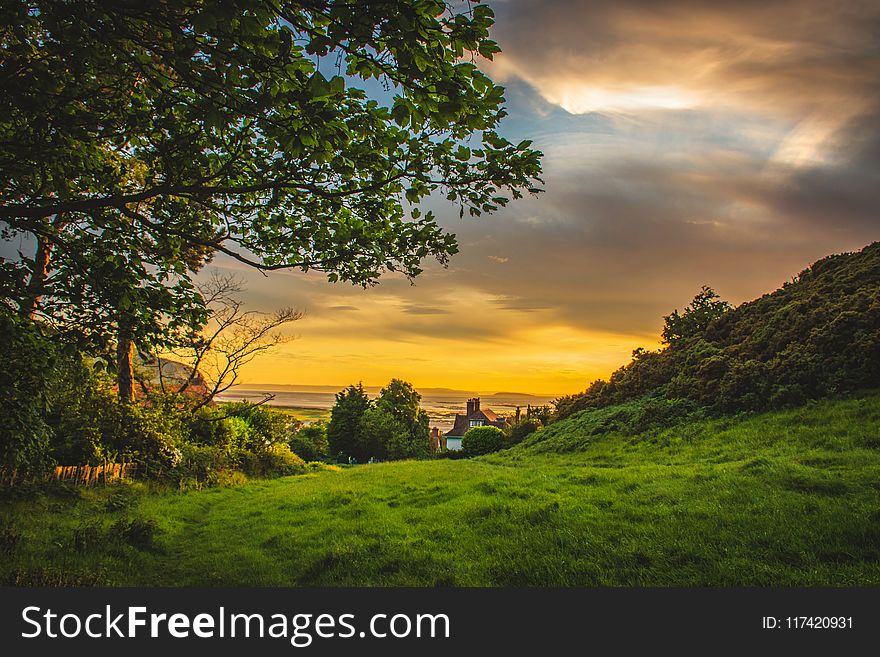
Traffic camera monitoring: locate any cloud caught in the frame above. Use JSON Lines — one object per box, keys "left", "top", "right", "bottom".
{"left": 193, "top": 1, "right": 879, "bottom": 391}
{"left": 490, "top": 0, "right": 880, "bottom": 165}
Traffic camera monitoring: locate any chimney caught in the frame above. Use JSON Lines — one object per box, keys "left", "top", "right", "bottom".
{"left": 466, "top": 398, "right": 476, "bottom": 415}
{"left": 473, "top": 397, "right": 480, "bottom": 412}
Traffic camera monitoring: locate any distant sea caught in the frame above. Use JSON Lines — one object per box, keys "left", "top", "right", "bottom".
{"left": 215, "top": 386, "right": 558, "bottom": 431}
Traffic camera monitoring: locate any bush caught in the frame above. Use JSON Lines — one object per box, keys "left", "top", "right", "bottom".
{"left": 72, "top": 521, "right": 104, "bottom": 552}
{"left": 289, "top": 422, "right": 330, "bottom": 461}
{"left": 509, "top": 420, "right": 540, "bottom": 444}
{"left": 0, "top": 311, "right": 56, "bottom": 477}
{"left": 462, "top": 426, "right": 505, "bottom": 456}
{"left": 220, "top": 402, "right": 296, "bottom": 448}
{"left": 173, "top": 443, "right": 233, "bottom": 486}
{"left": 243, "top": 443, "right": 307, "bottom": 477}
{"left": 0, "top": 521, "right": 21, "bottom": 555}
{"left": 112, "top": 516, "right": 157, "bottom": 550}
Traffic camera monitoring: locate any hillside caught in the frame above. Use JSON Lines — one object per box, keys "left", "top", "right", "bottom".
{"left": 556, "top": 242, "right": 880, "bottom": 419}
{"left": 3, "top": 392, "right": 880, "bottom": 586}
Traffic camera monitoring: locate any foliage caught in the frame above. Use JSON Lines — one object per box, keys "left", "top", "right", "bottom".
{"left": 326, "top": 379, "right": 431, "bottom": 461}
{"left": 375, "top": 379, "right": 430, "bottom": 456}
{"left": 1, "top": 1, "right": 543, "bottom": 381}
{"left": 661, "top": 285, "right": 732, "bottom": 344}
{"left": 357, "top": 407, "right": 404, "bottom": 461}
{"left": 244, "top": 443, "right": 307, "bottom": 478}
{"left": 556, "top": 243, "right": 880, "bottom": 420}
{"left": 289, "top": 422, "right": 330, "bottom": 462}
{"left": 509, "top": 419, "right": 541, "bottom": 444}
{"left": 0, "top": 323, "right": 311, "bottom": 485}
{"left": 462, "top": 425, "right": 505, "bottom": 456}
{"left": 220, "top": 401, "right": 296, "bottom": 448}
{"left": 0, "top": 311, "right": 56, "bottom": 476}
{"left": 327, "top": 383, "right": 371, "bottom": 459}
{"left": 112, "top": 516, "right": 158, "bottom": 551}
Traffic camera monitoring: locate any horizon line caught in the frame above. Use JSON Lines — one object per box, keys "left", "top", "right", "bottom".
{"left": 224, "top": 382, "right": 566, "bottom": 398}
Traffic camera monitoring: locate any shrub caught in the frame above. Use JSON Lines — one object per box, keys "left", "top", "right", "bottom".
{"left": 0, "top": 521, "right": 21, "bottom": 555}
{"left": 462, "top": 426, "right": 505, "bottom": 456}
{"left": 105, "top": 485, "right": 140, "bottom": 512}
{"left": 289, "top": 422, "right": 330, "bottom": 461}
{"left": 509, "top": 420, "right": 540, "bottom": 444}
{"left": 242, "top": 443, "right": 307, "bottom": 477}
{"left": 0, "top": 311, "right": 56, "bottom": 477}
{"left": 220, "top": 402, "right": 296, "bottom": 448}
{"left": 173, "top": 443, "right": 232, "bottom": 485}
{"left": 72, "top": 521, "right": 104, "bottom": 552}
{"left": 112, "top": 516, "right": 157, "bottom": 550}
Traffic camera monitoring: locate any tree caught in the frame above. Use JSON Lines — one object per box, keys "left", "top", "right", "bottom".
{"left": 327, "top": 383, "right": 371, "bottom": 459}
{"left": 509, "top": 419, "right": 540, "bottom": 444}
{"left": 0, "top": 310, "right": 57, "bottom": 477}
{"left": 1, "top": 1, "right": 543, "bottom": 406}
{"left": 289, "top": 422, "right": 329, "bottom": 462}
{"left": 373, "top": 379, "right": 430, "bottom": 459}
{"left": 661, "top": 286, "right": 732, "bottom": 344}
{"left": 1, "top": 0, "right": 543, "bottom": 295}
{"left": 157, "top": 271, "right": 303, "bottom": 410}
{"left": 356, "top": 406, "right": 401, "bottom": 461}
{"left": 376, "top": 379, "right": 429, "bottom": 436}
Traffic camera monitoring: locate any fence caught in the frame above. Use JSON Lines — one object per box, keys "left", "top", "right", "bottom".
{"left": 0, "top": 463, "right": 136, "bottom": 486}
{"left": 53, "top": 463, "right": 136, "bottom": 485}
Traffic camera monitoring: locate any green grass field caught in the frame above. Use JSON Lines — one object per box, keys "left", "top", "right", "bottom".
{"left": 3, "top": 393, "right": 880, "bottom": 586}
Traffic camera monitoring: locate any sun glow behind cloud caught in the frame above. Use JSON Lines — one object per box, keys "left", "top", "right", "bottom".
{"left": 546, "top": 84, "right": 697, "bottom": 114}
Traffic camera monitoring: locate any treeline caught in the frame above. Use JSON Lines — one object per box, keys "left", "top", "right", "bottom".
{"left": 555, "top": 242, "right": 880, "bottom": 422}
{"left": 327, "top": 380, "right": 431, "bottom": 462}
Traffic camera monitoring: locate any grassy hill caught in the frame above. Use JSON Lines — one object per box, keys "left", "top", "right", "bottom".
{"left": 4, "top": 391, "right": 880, "bottom": 586}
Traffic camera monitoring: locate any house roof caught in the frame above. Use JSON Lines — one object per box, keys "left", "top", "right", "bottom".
{"left": 444, "top": 408, "right": 507, "bottom": 437}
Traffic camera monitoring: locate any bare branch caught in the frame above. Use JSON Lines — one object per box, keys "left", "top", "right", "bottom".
{"left": 171, "top": 272, "right": 303, "bottom": 410}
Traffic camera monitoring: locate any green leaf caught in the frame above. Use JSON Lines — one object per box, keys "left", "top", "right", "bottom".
{"left": 392, "top": 103, "right": 410, "bottom": 127}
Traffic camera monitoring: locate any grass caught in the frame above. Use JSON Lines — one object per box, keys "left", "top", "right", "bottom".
{"left": 2, "top": 393, "right": 880, "bottom": 586}
{"left": 274, "top": 406, "right": 331, "bottom": 423}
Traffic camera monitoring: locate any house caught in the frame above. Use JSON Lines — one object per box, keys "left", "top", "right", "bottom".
{"left": 444, "top": 397, "right": 507, "bottom": 450}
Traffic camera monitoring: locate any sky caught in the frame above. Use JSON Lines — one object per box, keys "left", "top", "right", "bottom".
{"left": 211, "top": 0, "right": 880, "bottom": 394}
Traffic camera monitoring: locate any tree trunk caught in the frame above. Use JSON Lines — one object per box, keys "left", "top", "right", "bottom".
{"left": 117, "top": 312, "right": 135, "bottom": 404}
{"left": 20, "top": 234, "right": 52, "bottom": 319}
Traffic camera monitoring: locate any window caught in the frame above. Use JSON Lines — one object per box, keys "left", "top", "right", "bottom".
{"left": 469, "top": 420, "right": 484, "bottom": 428}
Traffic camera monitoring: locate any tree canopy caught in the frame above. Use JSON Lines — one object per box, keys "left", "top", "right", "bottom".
{"left": 661, "top": 286, "right": 732, "bottom": 344}
{"left": 1, "top": 0, "right": 543, "bottom": 287}
{"left": 1, "top": 0, "right": 543, "bottom": 401}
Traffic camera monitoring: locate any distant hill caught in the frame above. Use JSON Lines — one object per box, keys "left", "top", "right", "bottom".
{"left": 556, "top": 242, "right": 880, "bottom": 419}
{"left": 136, "top": 355, "right": 207, "bottom": 396}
